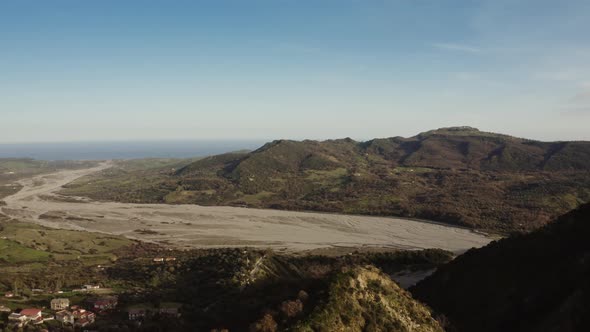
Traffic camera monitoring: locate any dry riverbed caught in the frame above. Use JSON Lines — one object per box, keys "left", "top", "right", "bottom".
{"left": 1, "top": 162, "right": 492, "bottom": 252}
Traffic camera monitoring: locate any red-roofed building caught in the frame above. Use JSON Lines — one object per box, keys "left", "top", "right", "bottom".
{"left": 8, "top": 309, "right": 43, "bottom": 328}
{"left": 87, "top": 296, "right": 118, "bottom": 311}
{"left": 56, "top": 310, "right": 75, "bottom": 324}
{"left": 19, "top": 309, "right": 42, "bottom": 320}
{"left": 72, "top": 309, "right": 96, "bottom": 326}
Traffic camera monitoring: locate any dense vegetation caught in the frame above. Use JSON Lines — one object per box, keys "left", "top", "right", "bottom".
{"left": 61, "top": 127, "right": 590, "bottom": 233}
{"left": 0, "top": 214, "right": 451, "bottom": 331}
{"left": 411, "top": 203, "right": 590, "bottom": 332}
{"left": 106, "top": 247, "right": 451, "bottom": 331}
{"left": 6, "top": 141, "right": 590, "bottom": 330}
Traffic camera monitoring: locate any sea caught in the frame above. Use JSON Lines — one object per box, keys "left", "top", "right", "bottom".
{"left": 0, "top": 140, "right": 267, "bottom": 161}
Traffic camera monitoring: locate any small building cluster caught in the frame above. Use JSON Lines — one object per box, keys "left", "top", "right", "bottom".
{"left": 56, "top": 307, "right": 96, "bottom": 327}
{"left": 1, "top": 286, "right": 185, "bottom": 329}
{"left": 55, "top": 310, "right": 75, "bottom": 325}
{"left": 1, "top": 295, "right": 115, "bottom": 329}
{"left": 8, "top": 308, "right": 44, "bottom": 328}
{"left": 73, "top": 308, "right": 96, "bottom": 326}
{"left": 87, "top": 295, "right": 118, "bottom": 312}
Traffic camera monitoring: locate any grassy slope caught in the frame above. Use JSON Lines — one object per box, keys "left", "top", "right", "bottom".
{"left": 60, "top": 158, "right": 198, "bottom": 203}
{"left": 411, "top": 203, "right": 590, "bottom": 332}
{"left": 58, "top": 128, "right": 590, "bottom": 233}
{"left": 0, "top": 219, "right": 130, "bottom": 260}
{"left": 0, "top": 238, "right": 51, "bottom": 264}
{"left": 294, "top": 266, "right": 443, "bottom": 332}
{"left": 0, "top": 214, "right": 132, "bottom": 293}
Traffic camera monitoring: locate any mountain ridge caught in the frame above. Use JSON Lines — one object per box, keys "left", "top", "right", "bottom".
{"left": 186, "top": 127, "right": 590, "bottom": 176}
{"left": 60, "top": 128, "right": 590, "bottom": 233}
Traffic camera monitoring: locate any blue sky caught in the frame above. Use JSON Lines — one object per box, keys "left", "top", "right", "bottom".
{"left": 1, "top": 0, "right": 589, "bottom": 142}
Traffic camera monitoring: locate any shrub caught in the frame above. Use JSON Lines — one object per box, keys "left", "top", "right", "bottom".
{"left": 280, "top": 299, "right": 303, "bottom": 318}
{"left": 297, "top": 290, "right": 309, "bottom": 302}
{"left": 250, "top": 313, "right": 278, "bottom": 332}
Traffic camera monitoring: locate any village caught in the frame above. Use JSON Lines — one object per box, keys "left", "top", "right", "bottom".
{"left": 1, "top": 290, "right": 181, "bottom": 331}
{"left": 1, "top": 291, "right": 117, "bottom": 330}
{"left": 0, "top": 256, "right": 182, "bottom": 332}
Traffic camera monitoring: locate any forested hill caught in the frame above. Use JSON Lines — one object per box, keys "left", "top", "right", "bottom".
{"left": 180, "top": 126, "right": 590, "bottom": 177}
{"left": 410, "top": 203, "right": 590, "bottom": 332}
{"left": 61, "top": 127, "right": 590, "bottom": 233}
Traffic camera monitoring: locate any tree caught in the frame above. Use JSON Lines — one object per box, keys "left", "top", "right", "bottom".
{"left": 250, "top": 313, "right": 277, "bottom": 332}
{"left": 279, "top": 300, "right": 303, "bottom": 318}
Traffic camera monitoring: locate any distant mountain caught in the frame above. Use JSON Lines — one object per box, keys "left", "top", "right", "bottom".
{"left": 411, "top": 203, "right": 590, "bottom": 332}
{"left": 61, "top": 127, "right": 590, "bottom": 233}
{"left": 178, "top": 127, "right": 590, "bottom": 178}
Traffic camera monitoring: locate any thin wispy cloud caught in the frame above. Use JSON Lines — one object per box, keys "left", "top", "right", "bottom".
{"left": 560, "top": 88, "right": 590, "bottom": 115}
{"left": 571, "top": 89, "right": 590, "bottom": 102}
{"left": 432, "top": 43, "right": 482, "bottom": 53}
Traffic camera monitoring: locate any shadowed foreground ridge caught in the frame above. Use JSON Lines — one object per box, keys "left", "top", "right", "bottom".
{"left": 411, "top": 203, "right": 590, "bottom": 332}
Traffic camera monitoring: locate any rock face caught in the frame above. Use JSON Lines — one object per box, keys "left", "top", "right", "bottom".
{"left": 294, "top": 266, "right": 444, "bottom": 332}
{"left": 411, "top": 203, "right": 590, "bottom": 332}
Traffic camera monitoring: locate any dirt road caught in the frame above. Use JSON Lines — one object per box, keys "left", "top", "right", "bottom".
{"left": 1, "top": 163, "right": 492, "bottom": 252}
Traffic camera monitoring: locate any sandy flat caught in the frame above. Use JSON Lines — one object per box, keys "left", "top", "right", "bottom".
{"left": 1, "top": 162, "right": 492, "bottom": 253}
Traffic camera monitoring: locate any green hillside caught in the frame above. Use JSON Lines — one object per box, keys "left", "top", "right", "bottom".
{"left": 59, "top": 128, "right": 590, "bottom": 233}
{"left": 0, "top": 214, "right": 132, "bottom": 294}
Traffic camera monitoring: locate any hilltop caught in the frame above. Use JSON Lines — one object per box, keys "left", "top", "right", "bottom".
{"left": 178, "top": 126, "right": 590, "bottom": 177}
{"left": 411, "top": 203, "right": 590, "bottom": 332}
{"left": 293, "top": 266, "right": 443, "bottom": 332}
{"left": 60, "top": 128, "right": 590, "bottom": 233}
